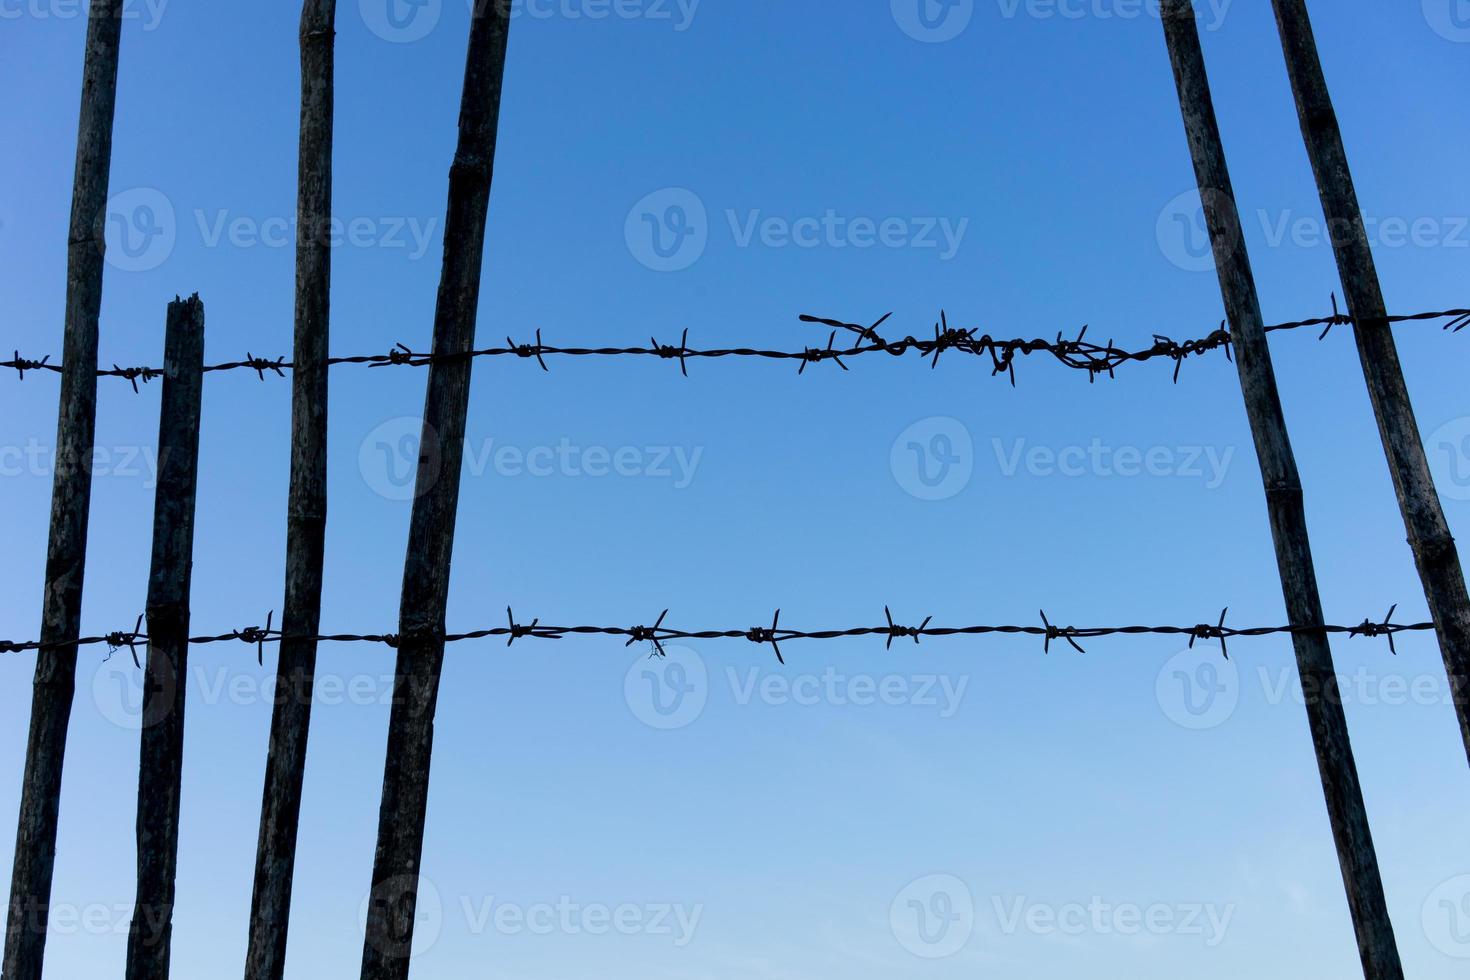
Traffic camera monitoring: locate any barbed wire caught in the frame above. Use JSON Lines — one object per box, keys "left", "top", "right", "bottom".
{"left": 3, "top": 300, "right": 1465, "bottom": 392}
{"left": 0, "top": 605, "right": 1430, "bottom": 664}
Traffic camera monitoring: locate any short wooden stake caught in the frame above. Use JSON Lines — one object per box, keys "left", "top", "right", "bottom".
{"left": 125, "top": 294, "right": 206, "bottom": 980}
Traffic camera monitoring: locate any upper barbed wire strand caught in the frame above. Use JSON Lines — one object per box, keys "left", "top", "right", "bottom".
{"left": 0, "top": 606, "right": 1431, "bottom": 663}
{"left": 4, "top": 301, "right": 1465, "bottom": 389}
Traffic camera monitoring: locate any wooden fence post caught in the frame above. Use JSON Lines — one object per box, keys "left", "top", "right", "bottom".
{"left": 1269, "top": 0, "right": 1470, "bottom": 769}
{"left": 124, "top": 294, "right": 206, "bottom": 980}
{"left": 1159, "top": 4, "right": 1403, "bottom": 977}
{"left": 245, "top": 3, "right": 337, "bottom": 978}
{"left": 3, "top": 3, "right": 126, "bottom": 979}
{"left": 359, "top": 6, "right": 512, "bottom": 980}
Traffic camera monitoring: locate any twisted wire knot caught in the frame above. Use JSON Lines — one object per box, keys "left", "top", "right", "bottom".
{"left": 244, "top": 353, "right": 287, "bottom": 381}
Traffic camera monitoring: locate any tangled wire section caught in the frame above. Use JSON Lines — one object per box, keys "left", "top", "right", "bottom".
{"left": 0, "top": 606, "right": 1432, "bottom": 664}
{"left": 4, "top": 302, "right": 1466, "bottom": 391}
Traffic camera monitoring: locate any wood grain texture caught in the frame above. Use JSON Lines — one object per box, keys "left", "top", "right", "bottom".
{"left": 359, "top": 7, "right": 513, "bottom": 979}
{"left": 3, "top": 4, "right": 126, "bottom": 978}
{"left": 244, "top": 4, "right": 337, "bottom": 978}
{"left": 1270, "top": 0, "right": 1470, "bottom": 770}
{"left": 1159, "top": 4, "right": 1403, "bottom": 977}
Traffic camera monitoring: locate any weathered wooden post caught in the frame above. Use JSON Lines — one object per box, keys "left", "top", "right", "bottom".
{"left": 1269, "top": 0, "right": 1470, "bottom": 768}
{"left": 245, "top": 3, "right": 337, "bottom": 978}
{"left": 359, "top": 5, "right": 513, "bottom": 979}
{"left": 3, "top": 3, "right": 125, "bottom": 979}
{"left": 1159, "top": 3, "right": 1403, "bottom": 977}
{"left": 124, "top": 294, "right": 206, "bottom": 980}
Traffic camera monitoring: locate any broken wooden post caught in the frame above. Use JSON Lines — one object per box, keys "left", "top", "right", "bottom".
{"left": 4, "top": 3, "right": 126, "bottom": 979}
{"left": 1270, "top": 0, "right": 1470, "bottom": 769}
{"left": 245, "top": 3, "right": 337, "bottom": 978}
{"left": 124, "top": 294, "right": 206, "bottom": 980}
{"left": 359, "top": 6, "right": 513, "bottom": 980}
{"left": 1159, "top": 4, "right": 1403, "bottom": 977}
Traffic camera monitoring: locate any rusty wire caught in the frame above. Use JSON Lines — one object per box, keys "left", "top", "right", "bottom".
{"left": 0, "top": 605, "right": 1431, "bottom": 663}
{"left": 3, "top": 301, "right": 1465, "bottom": 391}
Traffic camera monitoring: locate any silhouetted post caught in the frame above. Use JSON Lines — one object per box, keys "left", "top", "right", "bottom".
{"left": 3, "top": 3, "right": 125, "bottom": 979}
{"left": 1159, "top": 4, "right": 1403, "bottom": 978}
{"left": 1270, "top": 0, "right": 1470, "bottom": 769}
{"left": 245, "top": 3, "right": 337, "bottom": 978}
{"left": 124, "top": 294, "right": 206, "bottom": 980}
{"left": 359, "top": 6, "right": 513, "bottom": 980}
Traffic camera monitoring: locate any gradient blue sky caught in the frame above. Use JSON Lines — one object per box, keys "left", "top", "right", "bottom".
{"left": 3, "top": 1, "right": 1470, "bottom": 977}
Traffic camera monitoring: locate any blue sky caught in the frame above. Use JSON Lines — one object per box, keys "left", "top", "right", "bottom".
{"left": 2, "top": 1, "right": 1469, "bottom": 977}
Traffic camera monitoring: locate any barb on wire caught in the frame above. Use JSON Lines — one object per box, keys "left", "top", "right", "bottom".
{"left": 241, "top": 611, "right": 274, "bottom": 665}
{"left": 626, "top": 609, "right": 670, "bottom": 658}
{"left": 104, "top": 614, "right": 147, "bottom": 668}
{"left": 4, "top": 303, "right": 1464, "bottom": 388}
{"left": 884, "top": 606, "right": 931, "bottom": 650}
{"left": 1189, "top": 608, "right": 1231, "bottom": 660}
{"left": 0, "top": 607, "right": 1436, "bottom": 660}
{"left": 1350, "top": 605, "right": 1401, "bottom": 655}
